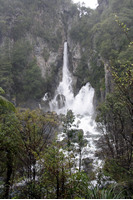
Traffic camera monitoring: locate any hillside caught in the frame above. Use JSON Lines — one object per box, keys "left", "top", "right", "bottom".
{"left": 0, "top": 0, "right": 79, "bottom": 107}
{"left": 0, "top": 0, "right": 133, "bottom": 198}
{"left": 0, "top": 0, "right": 133, "bottom": 108}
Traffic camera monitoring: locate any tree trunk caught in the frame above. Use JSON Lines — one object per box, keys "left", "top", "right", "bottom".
{"left": 61, "top": 166, "right": 65, "bottom": 198}
{"left": 56, "top": 170, "right": 60, "bottom": 199}
{"left": 79, "top": 148, "right": 82, "bottom": 172}
{"left": 4, "top": 150, "right": 13, "bottom": 199}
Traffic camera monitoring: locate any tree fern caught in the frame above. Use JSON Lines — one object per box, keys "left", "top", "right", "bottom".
{"left": 0, "top": 87, "right": 15, "bottom": 112}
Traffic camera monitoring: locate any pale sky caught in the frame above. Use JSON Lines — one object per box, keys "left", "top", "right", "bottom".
{"left": 73, "top": 0, "right": 98, "bottom": 9}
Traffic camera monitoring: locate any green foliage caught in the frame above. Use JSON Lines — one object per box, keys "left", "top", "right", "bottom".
{"left": 63, "top": 110, "right": 75, "bottom": 133}
{"left": 0, "top": 105, "right": 129, "bottom": 199}
{"left": 0, "top": 51, "right": 13, "bottom": 94}
{"left": 68, "top": 171, "right": 90, "bottom": 199}
{"left": 62, "top": 110, "right": 75, "bottom": 148}
{"left": 87, "top": 184, "right": 124, "bottom": 199}
{"left": 0, "top": 39, "right": 45, "bottom": 102}
{"left": 0, "top": 113, "right": 20, "bottom": 152}
{"left": 111, "top": 61, "right": 133, "bottom": 108}
{"left": 62, "top": 110, "right": 87, "bottom": 173}
{"left": 0, "top": 0, "right": 73, "bottom": 104}
{"left": 118, "top": 45, "right": 133, "bottom": 62}
{"left": 23, "top": 60, "right": 45, "bottom": 100}
{"left": 0, "top": 87, "right": 4, "bottom": 94}
{"left": 96, "top": 59, "right": 133, "bottom": 197}
{"left": 42, "top": 48, "right": 50, "bottom": 62}
{"left": 103, "top": 159, "right": 132, "bottom": 182}
{"left": 95, "top": 10, "right": 133, "bottom": 188}
{"left": 0, "top": 88, "right": 15, "bottom": 113}
{"left": 11, "top": 40, "right": 45, "bottom": 101}
{"left": 0, "top": 96, "right": 15, "bottom": 113}
{"left": 89, "top": 55, "right": 105, "bottom": 98}
{"left": 39, "top": 143, "right": 69, "bottom": 199}
{"left": 75, "top": 53, "right": 90, "bottom": 86}
{"left": 10, "top": 16, "right": 31, "bottom": 41}
{"left": 0, "top": 108, "right": 59, "bottom": 198}
{"left": 70, "top": 0, "right": 133, "bottom": 101}
{"left": 11, "top": 40, "right": 32, "bottom": 71}
{"left": 16, "top": 108, "right": 58, "bottom": 153}
{"left": 0, "top": 112, "right": 21, "bottom": 198}
{"left": 38, "top": 142, "right": 90, "bottom": 199}
{"left": 0, "top": 0, "right": 133, "bottom": 198}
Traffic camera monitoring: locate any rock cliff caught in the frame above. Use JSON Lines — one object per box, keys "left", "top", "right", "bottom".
{"left": 1, "top": 0, "right": 131, "bottom": 109}
{"left": 0, "top": 0, "right": 82, "bottom": 108}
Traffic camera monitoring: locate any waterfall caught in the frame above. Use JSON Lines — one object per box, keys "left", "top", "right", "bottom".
{"left": 49, "top": 42, "right": 101, "bottom": 171}
{"left": 49, "top": 42, "right": 94, "bottom": 116}
{"left": 49, "top": 42, "right": 74, "bottom": 113}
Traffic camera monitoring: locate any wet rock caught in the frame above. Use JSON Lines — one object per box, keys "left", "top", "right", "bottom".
{"left": 56, "top": 94, "right": 66, "bottom": 109}
{"left": 82, "top": 158, "right": 93, "bottom": 174}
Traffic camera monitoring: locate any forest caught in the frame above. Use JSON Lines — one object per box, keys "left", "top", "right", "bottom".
{"left": 0, "top": 0, "right": 133, "bottom": 199}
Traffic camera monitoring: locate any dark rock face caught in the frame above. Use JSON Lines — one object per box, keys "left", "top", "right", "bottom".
{"left": 82, "top": 158, "right": 93, "bottom": 174}
{"left": 104, "top": 61, "right": 114, "bottom": 95}
{"left": 97, "top": 0, "right": 109, "bottom": 16}
{"left": 56, "top": 94, "right": 66, "bottom": 109}
{"left": 98, "top": 0, "right": 109, "bottom": 8}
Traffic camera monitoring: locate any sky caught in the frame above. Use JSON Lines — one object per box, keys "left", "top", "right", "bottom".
{"left": 73, "top": 0, "right": 98, "bottom": 9}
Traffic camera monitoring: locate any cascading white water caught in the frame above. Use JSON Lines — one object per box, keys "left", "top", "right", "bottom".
{"left": 49, "top": 42, "right": 101, "bottom": 170}
{"left": 49, "top": 42, "right": 74, "bottom": 113}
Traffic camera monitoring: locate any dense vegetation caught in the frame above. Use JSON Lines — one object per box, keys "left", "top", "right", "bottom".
{"left": 96, "top": 59, "right": 133, "bottom": 196}
{"left": 70, "top": 2, "right": 133, "bottom": 194}
{"left": 0, "top": 0, "right": 77, "bottom": 105}
{"left": 95, "top": 0, "right": 133, "bottom": 197}
{"left": 71, "top": 0, "right": 133, "bottom": 99}
{"left": 0, "top": 94, "right": 126, "bottom": 199}
{"left": 0, "top": 0, "right": 133, "bottom": 198}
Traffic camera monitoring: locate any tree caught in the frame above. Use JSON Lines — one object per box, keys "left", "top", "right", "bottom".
{"left": 63, "top": 110, "right": 75, "bottom": 149}
{"left": 13, "top": 109, "right": 58, "bottom": 198}
{"left": 0, "top": 87, "right": 15, "bottom": 114}
{"left": 0, "top": 87, "right": 18, "bottom": 199}
{"left": 23, "top": 59, "right": 45, "bottom": 100}
{"left": 0, "top": 112, "right": 21, "bottom": 198}
{"left": 38, "top": 143, "right": 70, "bottom": 199}
{"left": 77, "top": 130, "right": 87, "bottom": 172}
{"left": 96, "top": 59, "right": 133, "bottom": 192}
{"left": 96, "top": 15, "right": 133, "bottom": 190}
{"left": 38, "top": 142, "right": 90, "bottom": 199}
{"left": 62, "top": 110, "right": 87, "bottom": 172}
{"left": 0, "top": 51, "right": 13, "bottom": 97}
